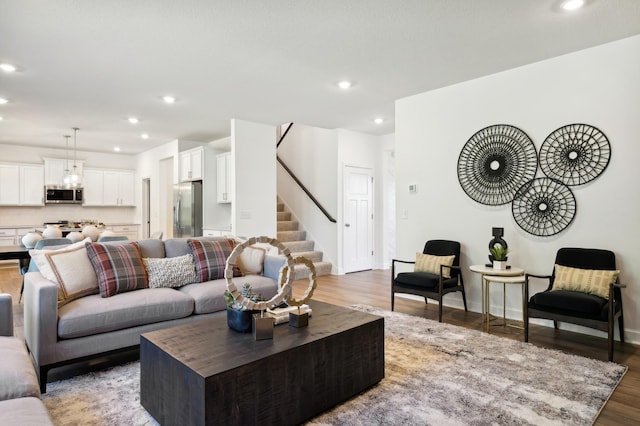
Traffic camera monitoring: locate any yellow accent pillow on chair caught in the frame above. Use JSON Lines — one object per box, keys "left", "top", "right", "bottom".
{"left": 415, "top": 253, "right": 455, "bottom": 278}
{"left": 553, "top": 264, "right": 620, "bottom": 300}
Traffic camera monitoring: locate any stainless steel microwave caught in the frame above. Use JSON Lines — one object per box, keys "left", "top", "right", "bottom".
{"left": 44, "top": 187, "right": 84, "bottom": 204}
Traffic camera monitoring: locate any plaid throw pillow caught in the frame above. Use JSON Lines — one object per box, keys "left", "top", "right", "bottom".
{"left": 187, "top": 239, "right": 241, "bottom": 282}
{"left": 86, "top": 242, "right": 149, "bottom": 297}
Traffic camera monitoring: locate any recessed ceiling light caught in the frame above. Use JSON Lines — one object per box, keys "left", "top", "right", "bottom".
{"left": 0, "top": 63, "right": 16, "bottom": 73}
{"left": 114, "top": 147, "right": 121, "bottom": 152}
{"left": 561, "top": 0, "right": 585, "bottom": 11}
{"left": 162, "top": 95, "right": 176, "bottom": 104}
{"left": 0, "top": 98, "right": 8, "bottom": 104}
{"left": 374, "top": 118, "right": 384, "bottom": 125}
{"left": 141, "top": 133, "right": 149, "bottom": 139}
{"left": 337, "top": 81, "right": 352, "bottom": 90}
{"left": 0, "top": 116, "right": 3, "bottom": 121}
{"left": 128, "top": 117, "right": 139, "bottom": 124}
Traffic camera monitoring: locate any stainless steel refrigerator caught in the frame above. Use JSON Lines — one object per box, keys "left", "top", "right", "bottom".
{"left": 173, "top": 180, "right": 203, "bottom": 238}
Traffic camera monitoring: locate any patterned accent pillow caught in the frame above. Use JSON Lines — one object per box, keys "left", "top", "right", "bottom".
{"left": 187, "top": 239, "right": 241, "bottom": 282}
{"left": 553, "top": 264, "right": 620, "bottom": 300}
{"left": 414, "top": 253, "right": 455, "bottom": 279}
{"left": 143, "top": 254, "right": 197, "bottom": 288}
{"left": 86, "top": 242, "right": 149, "bottom": 297}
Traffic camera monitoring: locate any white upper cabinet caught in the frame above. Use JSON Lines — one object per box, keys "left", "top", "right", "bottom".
{"left": 180, "top": 147, "right": 203, "bottom": 182}
{"left": 43, "top": 158, "right": 84, "bottom": 187}
{"left": 83, "top": 168, "right": 135, "bottom": 206}
{"left": 216, "top": 152, "right": 233, "bottom": 203}
{"left": 0, "top": 163, "right": 44, "bottom": 206}
{"left": 20, "top": 165, "right": 45, "bottom": 206}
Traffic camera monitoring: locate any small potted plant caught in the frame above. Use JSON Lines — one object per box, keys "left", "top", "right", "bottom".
{"left": 489, "top": 244, "right": 509, "bottom": 270}
{"left": 224, "top": 283, "right": 266, "bottom": 333}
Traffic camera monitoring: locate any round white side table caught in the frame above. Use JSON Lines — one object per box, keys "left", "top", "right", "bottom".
{"left": 469, "top": 265, "right": 525, "bottom": 333}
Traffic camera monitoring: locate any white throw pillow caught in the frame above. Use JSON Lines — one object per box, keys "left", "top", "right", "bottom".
{"left": 237, "top": 246, "right": 267, "bottom": 275}
{"left": 45, "top": 244, "right": 99, "bottom": 307}
{"left": 29, "top": 238, "right": 92, "bottom": 283}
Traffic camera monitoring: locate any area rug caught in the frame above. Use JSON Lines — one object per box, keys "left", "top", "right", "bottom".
{"left": 42, "top": 305, "right": 626, "bottom": 425}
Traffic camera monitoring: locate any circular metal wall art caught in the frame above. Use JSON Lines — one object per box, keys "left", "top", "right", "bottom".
{"left": 457, "top": 125, "right": 538, "bottom": 205}
{"left": 512, "top": 177, "right": 576, "bottom": 237}
{"left": 539, "top": 123, "right": 611, "bottom": 186}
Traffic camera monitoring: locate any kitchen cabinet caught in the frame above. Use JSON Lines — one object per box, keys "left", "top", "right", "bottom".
{"left": 216, "top": 152, "right": 233, "bottom": 203}
{"left": 20, "top": 165, "right": 45, "bottom": 205}
{"left": 106, "top": 224, "right": 140, "bottom": 240}
{"left": 43, "top": 158, "right": 84, "bottom": 187}
{"left": 180, "top": 148, "right": 203, "bottom": 182}
{"left": 83, "top": 168, "right": 135, "bottom": 206}
{"left": 0, "top": 163, "right": 44, "bottom": 206}
{"left": 202, "top": 229, "right": 231, "bottom": 237}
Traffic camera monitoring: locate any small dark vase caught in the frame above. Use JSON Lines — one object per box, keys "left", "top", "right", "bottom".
{"left": 227, "top": 308, "right": 254, "bottom": 333}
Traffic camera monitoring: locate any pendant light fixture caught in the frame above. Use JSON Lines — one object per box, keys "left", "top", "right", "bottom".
{"left": 61, "top": 134, "right": 72, "bottom": 188}
{"left": 69, "top": 127, "right": 82, "bottom": 187}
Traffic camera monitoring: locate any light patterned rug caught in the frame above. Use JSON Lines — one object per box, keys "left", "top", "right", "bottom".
{"left": 42, "top": 305, "right": 626, "bottom": 425}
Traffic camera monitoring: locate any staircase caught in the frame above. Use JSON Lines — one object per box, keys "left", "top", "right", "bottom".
{"left": 277, "top": 200, "right": 332, "bottom": 279}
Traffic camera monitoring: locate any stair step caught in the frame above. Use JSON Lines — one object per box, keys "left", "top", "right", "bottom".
{"left": 289, "top": 250, "right": 323, "bottom": 262}
{"left": 292, "top": 261, "right": 332, "bottom": 279}
{"left": 277, "top": 221, "right": 299, "bottom": 231}
{"left": 277, "top": 211, "right": 291, "bottom": 221}
{"left": 277, "top": 230, "right": 306, "bottom": 242}
{"left": 282, "top": 240, "right": 315, "bottom": 253}
{"left": 277, "top": 202, "right": 285, "bottom": 212}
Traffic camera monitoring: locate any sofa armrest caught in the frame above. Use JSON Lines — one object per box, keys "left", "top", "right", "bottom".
{"left": 23, "top": 272, "right": 59, "bottom": 368}
{"left": 0, "top": 293, "right": 13, "bottom": 337}
{"left": 263, "top": 254, "right": 287, "bottom": 281}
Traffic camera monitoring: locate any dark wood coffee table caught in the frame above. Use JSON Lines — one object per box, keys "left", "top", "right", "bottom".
{"left": 140, "top": 300, "right": 384, "bottom": 426}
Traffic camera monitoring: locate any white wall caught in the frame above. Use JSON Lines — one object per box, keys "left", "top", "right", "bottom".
{"left": 395, "top": 35, "right": 640, "bottom": 342}
{"left": 378, "top": 133, "right": 396, "bottom": 269}
{"left": 231, "top": 119, "right": 277, "bottom": 238}
{"left": 0, "top": 143, "right": 137, "bottom": 226}
{"left": 135, "top": 140, "right": 179, "bottom": 238}
{"left": 277, "top": 124, "right": 339, "bottom": 269}
{"left": 277, "top": 123, "right": 392, "bottom": 274}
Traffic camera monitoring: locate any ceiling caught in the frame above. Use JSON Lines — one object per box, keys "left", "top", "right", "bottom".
{"left": 1, "top": 0, "right": 639, "bottom": 155}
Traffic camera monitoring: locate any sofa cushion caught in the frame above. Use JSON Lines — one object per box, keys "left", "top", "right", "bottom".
{"left": 45, "top": 245, "right": 99, "bottom": 307}
{"left": 179, "top": 275, "right": 278, "bottom": 314}
{"left": 0, "top": 336, "right": 41, "bottom": 400}
{"left": 188, "top": 239, "right": 241, "bottom": 282}
{"left": 57, "top": 288, "right": 194, "bottom": 339}
{"left": 86, "top": 242, "right": 149, "bottom": 297}
{"left": 0, "top": 397, "right": 53, "bottom": 426}
{"left": 103, "top": 238, "right": 166, "bottom": 258}
{"left": 164, "top": 237, "right": 228, "bottom": 258}
{"left": 143, "top": 254, "right": 197, "bottom": 288}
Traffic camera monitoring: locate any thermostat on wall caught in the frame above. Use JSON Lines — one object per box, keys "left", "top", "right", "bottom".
{"left": 409, "top": 184, "right": 417, "bottom": 193}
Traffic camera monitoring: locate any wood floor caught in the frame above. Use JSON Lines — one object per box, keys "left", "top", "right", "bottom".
{"left": 2, "top": 266, "right": 639, "bottom": 424}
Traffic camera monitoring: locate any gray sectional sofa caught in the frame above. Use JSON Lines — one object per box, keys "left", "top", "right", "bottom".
{"left": 0, "top": 294, "right": 54, "bottom": 425}
{"left": 23, "top": 237, "right": 284, "bottom": 392}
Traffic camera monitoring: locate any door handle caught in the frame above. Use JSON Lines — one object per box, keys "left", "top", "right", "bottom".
{"left": 345, "top": 223, "right": 351, "bottom": 227}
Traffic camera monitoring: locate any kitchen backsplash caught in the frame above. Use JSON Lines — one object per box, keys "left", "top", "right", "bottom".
{"left": 0, "top": 205, "right": 136, "bottom": 227}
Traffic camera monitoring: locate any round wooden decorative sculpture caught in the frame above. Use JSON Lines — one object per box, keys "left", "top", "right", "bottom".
{"left": 225, "top": 236, "right": 295, "bottom": 311}
{"left": 457, "top": 124, "right": 538, "bottom": 206}
{"left": 539, "top": 123, "right": 611, "bottom": 186}
{"left": 512, "top": 177, "right": 576, "bottom": 237}
{"left": 280, "top": 256, "right": 317, "bottom": 307}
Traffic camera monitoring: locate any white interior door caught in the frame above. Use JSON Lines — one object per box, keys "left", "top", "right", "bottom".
{"left": 344, "top": 166, "right": 373, "bottom": 273}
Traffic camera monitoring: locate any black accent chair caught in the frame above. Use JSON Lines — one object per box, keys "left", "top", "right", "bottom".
{"left": 524, "top": 248, "right": 625, "bottom": 361}
{"left": 391, "top": 240, "right": 467, "bottom": 322}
